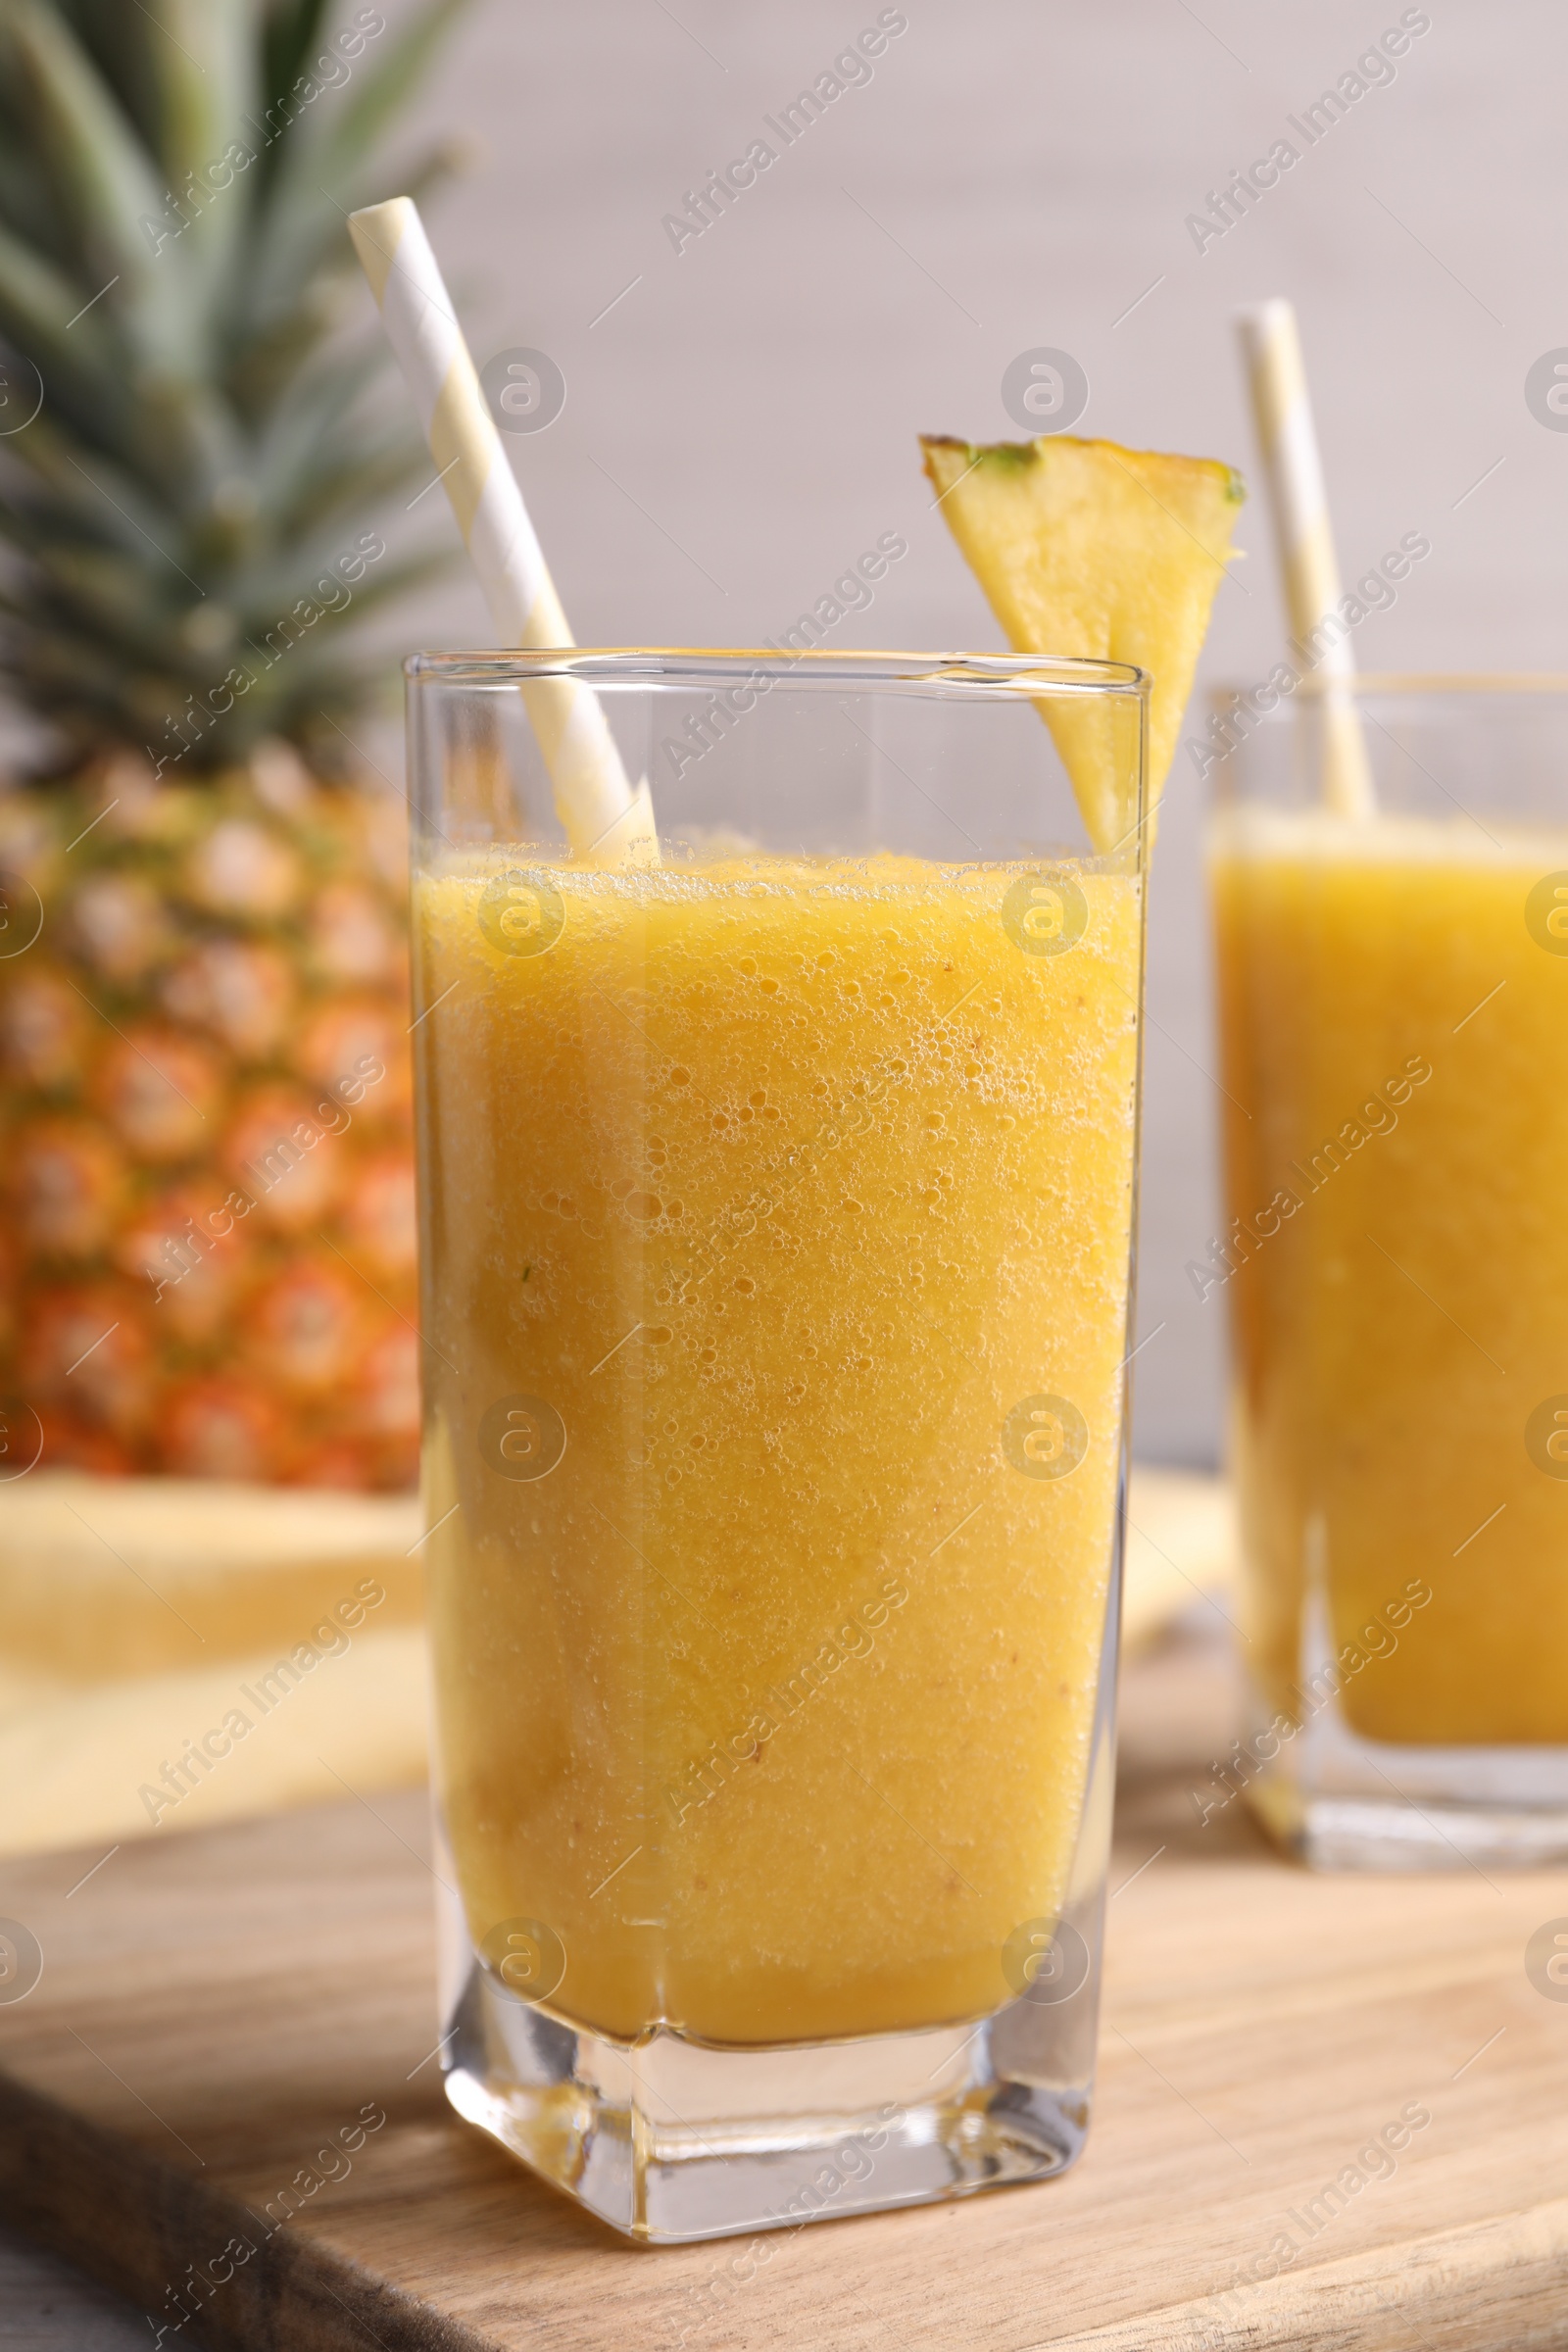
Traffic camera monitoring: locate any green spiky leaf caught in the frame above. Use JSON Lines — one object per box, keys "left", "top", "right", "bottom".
{"left": 0, "top": 0, "right": 469, "bottom": 775}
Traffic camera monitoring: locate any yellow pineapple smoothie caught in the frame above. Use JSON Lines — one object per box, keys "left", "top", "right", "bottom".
{"left": 1213, "top": 808, "right": 1568, "bottom": 1747}
{"left": 415, "top": 851, "right": 1140, "bottom": 2046}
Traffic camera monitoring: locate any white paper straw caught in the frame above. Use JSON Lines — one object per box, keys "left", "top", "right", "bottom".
{"left": 1236, "top": 300, "right": 1376, "bottom": 818}
{"left": 349, "top": 197, "right": 658, "bottom": 865}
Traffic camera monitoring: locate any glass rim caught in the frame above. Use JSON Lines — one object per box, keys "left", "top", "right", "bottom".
{"left": 1216, "top": 670, "right": 1568, "bottom": 704}
{"left": 404, "top": 645, "right": 1149, "bottom": 701}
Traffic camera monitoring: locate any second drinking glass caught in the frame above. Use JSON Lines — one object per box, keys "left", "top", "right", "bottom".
{"left": 1209, "top": 674, "right": 1568, "bottom": 1868}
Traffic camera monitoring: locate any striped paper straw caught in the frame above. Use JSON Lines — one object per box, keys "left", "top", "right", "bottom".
{"left": 349, "top": 197, "right": 658, "bottom": 864}
{"left": 1236, "top": 300, "right": 1376, "bottom": 819}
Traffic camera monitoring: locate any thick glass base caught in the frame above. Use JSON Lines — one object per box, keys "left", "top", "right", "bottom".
{"left": 1266, "top": 1791, "right": 1568, "bottom": 1871}
{"left": 1245, "top": 1686, "right": 1568, "bottom": 1870}
{"left": 442, "top": 1966, "right": 1091, "bottom": 2243}
{"left": 437, "top": 1893, "right": 1101, "bottom": 2243}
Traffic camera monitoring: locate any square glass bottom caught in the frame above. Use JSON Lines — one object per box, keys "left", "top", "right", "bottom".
{"left": 1242, "top": 1682, "right": 1568, "bottom": 1871}
{"left": 436, "top": 1885, "right": 1102, "bottom": 2243}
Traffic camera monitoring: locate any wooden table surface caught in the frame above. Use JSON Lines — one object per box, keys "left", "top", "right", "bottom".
{"left": 2, "top": 1626, "right": 1566, "bottom": 2352}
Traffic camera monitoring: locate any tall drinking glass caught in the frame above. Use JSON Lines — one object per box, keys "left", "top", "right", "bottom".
{"left": 1209, "top": 676, "right": 1568, "bottom": 1868}
{"left": 407, "top": 649, "right": 1147, "bottom": 2240}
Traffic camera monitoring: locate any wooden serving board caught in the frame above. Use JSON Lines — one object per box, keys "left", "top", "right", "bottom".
{"left": 3, "top": 1628, "right": 1567, "bottom": 2351}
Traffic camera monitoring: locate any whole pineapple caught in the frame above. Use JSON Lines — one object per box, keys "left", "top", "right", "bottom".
{"left": 0, "top": 0, "right": 464, "bottom": 1488}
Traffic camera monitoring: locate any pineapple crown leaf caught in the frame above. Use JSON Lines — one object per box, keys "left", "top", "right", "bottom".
{"left": 277, "top": 0, "right": 471, "bottom": 211}
{"left": 243, "top": 2, "right": 471, "bottom": 334}
{"left": 0, "top": 0, "right": 470, "bottom": 775}
{"left": 263, "top": 0, "right": 336, "bottom": 125}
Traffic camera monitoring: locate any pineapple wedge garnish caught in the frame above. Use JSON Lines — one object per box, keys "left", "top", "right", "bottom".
{"left": 921, "top": 434, "right": 1245, "bottom": 851}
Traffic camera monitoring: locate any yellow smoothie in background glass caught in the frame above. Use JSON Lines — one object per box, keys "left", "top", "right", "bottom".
{"left": 416, "top": 851, "right": 1140, "bottom": 2045}
{"left": 1212, "top": 805, "right": 1568, "bottom": 1750}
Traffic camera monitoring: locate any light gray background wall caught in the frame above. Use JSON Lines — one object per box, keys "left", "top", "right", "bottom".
{"left": 378, "top": 0, "right": 1568, "bottom": 1470}
{"left": 10, "top": 3, "right": 1561, "bottom": 2337}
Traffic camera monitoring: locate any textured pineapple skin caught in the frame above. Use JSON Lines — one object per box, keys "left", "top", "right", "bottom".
{"left": 921, "top": 434, "right": 1244, "bottom": 848}
{"left": 0, "top": 750, "right": 418, "bottom": 1490}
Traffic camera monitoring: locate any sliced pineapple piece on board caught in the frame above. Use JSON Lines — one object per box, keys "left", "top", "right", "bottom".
{"left": 921, "top": 434, "right": 1245, "bottom": 851}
